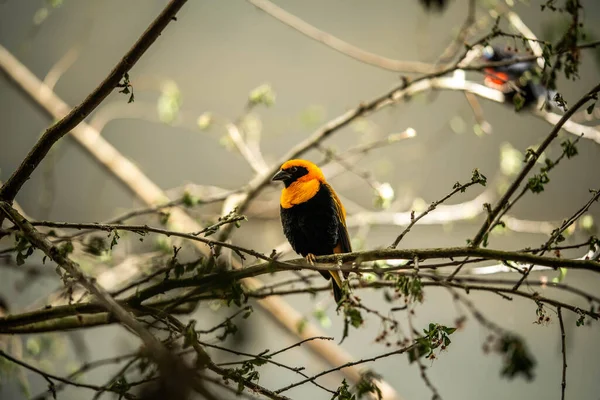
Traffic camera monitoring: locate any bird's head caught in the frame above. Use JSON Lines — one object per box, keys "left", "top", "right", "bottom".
{"left": 482, "top": 45, "right": 498, "bottom": 61}
{"left": 271, "top": 159, "right": 325, "bottom": 188}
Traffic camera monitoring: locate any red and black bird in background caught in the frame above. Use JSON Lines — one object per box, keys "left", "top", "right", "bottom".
{"left": 272, "top": 159, "right": 351, "bottom": 303}
{"left": 481, "top": 45, "right": 557, "bottom": 110}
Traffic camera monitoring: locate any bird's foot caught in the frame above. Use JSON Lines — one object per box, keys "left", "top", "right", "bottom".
{"left": 305, "top": 253, "right": 317, "bottom": 265}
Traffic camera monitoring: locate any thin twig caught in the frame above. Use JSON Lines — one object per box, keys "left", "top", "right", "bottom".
{"left": 448, "top": 83, "right": 600, "bottom": 281}
{"left": 391, "top": 179, "right": 483, "bottom": 248}
{"left": 513, "top": 188, "right": 600, "bottom": 290}
{"left": 247, "top": 0, "right": 435, "bottom": 74}
{"left": 268, "top": 336, "right": 334, "bottom": 357}
{"left": 0, "top": 349, "right": 135, "bottom": 398}
{"left": 275, "top": 343, "right": 417, "bottom": 394}
{"left": 558, "top": 306, "right": 567, "bottom": 400}
{"left": 0, "top": 202, "right": 199, "bottom": 398}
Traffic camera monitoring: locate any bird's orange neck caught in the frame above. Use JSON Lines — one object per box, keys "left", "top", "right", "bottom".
{"left": 280, "top": 179, "right": 320, "bottom": 209}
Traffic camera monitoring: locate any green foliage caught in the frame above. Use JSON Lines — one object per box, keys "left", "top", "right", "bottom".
{"left": 223, "top": 360, "right": 261, "bottom": 394}
{"left": 199, "top": 208, "right": 247, "bottom": 237}
{"left": 527, "top": 172, "right": 550, "bottom": 193}
{"left": 539, "top": 0, "right": 586, "bottom": 88}
{"left": 226, "top": 280, "right": 248, "bottom": 307}
{"left": 471, "top": 168, "right": 487, "bottom": 186}
{"left": 331, "top": 379, "right": 355, "bottom": 400}
{"left": 408, "top": 323, "right": 456, "bottom": 363}
{"left": 248, "top": 83, "right": 276, "bottom": 107}
{"left": 552, "top": 267, "right": 567, "bottom": 283}
{"left": 500, "top": 143, "right": 523, "bottom": 176}
{"left": 331, "top": 372, "right": 382, "bottom": 400}
{"left": 83, "top": 235, "right": 108, "bottom": 256}
{"left": 182, "top": 191, "right": 199, "bottom": 207}
{"left": 157, "top": 80, "right": 182, "bottom": 123}
{"left": 300, "top": 104, "right": 326, "bottom": 129}
{"left": 296, "top": 317, "right": 308, "bottom": 334}
{"left": 496, "top": 334, "right": 536, "bottom": 381}
{"left": 196, "top": 112, "right": 213, "bottom": 130}
{"left": 117, "top": 72, "right": 135, "bottom": 103}
{"left": 533, "top": 301, "right": 551, "bottom": 324}
{"left": 576, "top": 310, "right": 586, "bottom": 326}
{"left": 553, "top": 92, "right": 568, "bottom": 111}
{"left": 374, "top": 182, "right": 395, "bottom": 210}
{"left": 110, "top": 230, "right": 121, "bottom": 250}
{"left": 355, "top": 371, "right": 383, "bottom": 400}
{"left": 560, "top": 139, "right": 578, "bottom": 159}
{"left": 340, "top": 302, "right": 364, "bottom": 343}
{"left": 313, "top": 306, "right": 332, "bottom": 328}
{"left": 183, "top": 319, "right": 198, "bottom": 349}
{"left": 216, "top": 319, "right": 239, "bottom": 341}
{"left": 108, "top": 375, "right": 131, "bottom": 396}
{"left": 390, "top": 275, "right": 424, "bottom": 303}
{"left": 56, "top": 240, "right": 74, "bottom": 259}
{"left": 14, "top": 233, "right": 34, "bottom": 266}
{"left": 513, "top": 92, "right": 525, "bottom": 111}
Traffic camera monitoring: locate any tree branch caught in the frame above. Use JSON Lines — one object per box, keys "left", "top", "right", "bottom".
{"left": 247, "top": 0, "right": 435, "bottom": 74}
{"left": 463, "top": 82, "right": 600, "bottom": 257}
{"left": 0, "top": 202, "right": 201, "bottom": 398}
{"left": 0, "top": 0, "right": 187, "bottom": 203}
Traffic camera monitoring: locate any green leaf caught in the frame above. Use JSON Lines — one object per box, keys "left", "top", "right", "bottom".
{"left": 560, "top": 139, "right": 578, "bottom": 159}
{"left": 183, "top": 320, "right": 198, "bottom": 349}
{"left": 497, "top": 334, "right": 536, "bottom": 381}
{"left": 197, "top": 112, "right": 213, "bottom": 130}
{"left": 552, "top": 267, "right": 567, "bottom": 283}
{"left": 248, "top": 83, "right": 276, "bottom": 107}
{"left": 586, "top": 102, "right": 596, "bottom": 114}
{"left": 157, "top": 80, "right": 182, "bottom": 124}
{"left": 513, "top": 92, "right": 525, "bottom": 111}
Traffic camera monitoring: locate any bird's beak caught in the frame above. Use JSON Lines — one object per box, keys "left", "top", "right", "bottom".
{"left": 271, "top": 170, "right": 291, "bottom": 182}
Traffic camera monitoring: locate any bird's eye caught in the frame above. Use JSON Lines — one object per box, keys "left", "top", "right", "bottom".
{"left": 289, "top": 166, "right": 298, "bottom": 173}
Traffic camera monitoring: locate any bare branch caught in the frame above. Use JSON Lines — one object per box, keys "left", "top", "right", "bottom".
{"left": 247, "top": 0, "right": 435, "bottom": 74}
{"left": 0, "top": 202, "right": 200, "bottom": 398}
{"left": 0, "top": 0, "right": 188, "bottom": 203}
{"left": 465, "top": 82, "right": 600, "bottom": 252}
{"left": 558, "top": 306, "right": 567, "bottom": 400}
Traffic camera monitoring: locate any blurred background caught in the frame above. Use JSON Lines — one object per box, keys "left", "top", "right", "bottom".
{"left": 1, "top": 0, "right": 600, "bottom": 399}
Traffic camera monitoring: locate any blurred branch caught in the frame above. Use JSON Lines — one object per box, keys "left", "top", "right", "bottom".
{"left": 347, "top": 188, "right": 494, "bottom": 229}
{"left": 247, "top": 0, "right": 435, "bottom": 74}
{"left": 224, "top": 120, "right": 270, "bottom": 175}
{"left": 535, "top": 109, "right": 600, "bottom": 145}
{"left": 505, "top": 10, "right": 543, "bottom": 65}
{"left": 43, "top": 45, "right": 82, "bottom": 91}
{"left": 0, "top": 37, "right": 400, "bottom": 400}
{"left": 0, "top": 0, "right": 188, "bottom": 203}
{"left": 0, "top": 202, "right": 198, "bottom": 397}
{"left": 436, "top": 0, "right": 477, "bottom": 65}
{"left": 31, "top": 352, "right": 139, "bottom": 400}
{"left": 0, "top": 349, "right": 135, "bottom": 398}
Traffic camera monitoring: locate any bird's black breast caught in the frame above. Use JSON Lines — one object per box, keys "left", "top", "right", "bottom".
{"left": 280, "top": 183, "right": 339, "bottom": 257}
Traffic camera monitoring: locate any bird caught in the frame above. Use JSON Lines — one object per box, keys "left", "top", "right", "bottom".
{"left": 481, "top": 45, "right": 557, "bottom": 110}
{"left": 271, "top": 159, "right": 351, "bottom": 304}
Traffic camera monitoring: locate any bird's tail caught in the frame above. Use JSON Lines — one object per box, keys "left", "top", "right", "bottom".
{"left": 329, "top": 271, "right": 344, "bottom": 304}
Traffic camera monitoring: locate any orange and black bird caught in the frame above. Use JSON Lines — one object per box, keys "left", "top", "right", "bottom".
{"left": 481, "top": 45, "right": 557, "bottom": 110}
{"left": 272, "top": 159, "right": 351, "bottom": 303}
